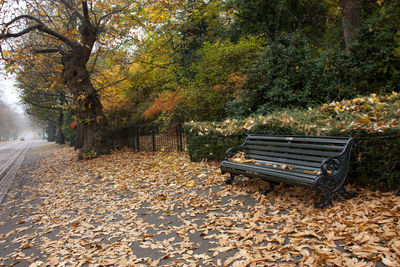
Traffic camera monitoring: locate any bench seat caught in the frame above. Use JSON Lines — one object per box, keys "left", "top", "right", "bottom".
{"left": 220, "top": 135, "right": 358, "bottom": 208}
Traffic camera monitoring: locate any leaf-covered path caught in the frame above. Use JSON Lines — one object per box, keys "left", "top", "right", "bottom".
{"left": 0, "top": 143, "right": 399, "bottom": 266}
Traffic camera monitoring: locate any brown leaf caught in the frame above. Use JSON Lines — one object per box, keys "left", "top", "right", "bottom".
{"left": 20, "top": 243, "right": 31, "bottom": 249}
{"left": 209, "top": 246, "right": 234, "bottom": 253}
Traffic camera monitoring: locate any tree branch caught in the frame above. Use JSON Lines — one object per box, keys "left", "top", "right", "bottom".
{"left": 0, "top": 24, "right": 41, "bottom": 39}
{"left": 37, "top": 24, "right": 78, "bottom": 47}
{"left": 82, "top": 1, "right": 90, "bottom": 24}
{"left": 97, "top": 5, "right": 130, "bottom": 27}
{"left": 0, "top": 14, "right": 78, "bottom": 48}
{"left": 23, "top": 98, "right": 63, "bottom": 111}
{"left": 33, "top": 48, "right": 61, "bottom": 54}
{"left": 4, "top": 15, "right": 42, "bottom": 27}
{"left": 58, "top": 0, "right": 83, "bottom": 20}
{"left": 96, "top": 78, "right": 128, "bottom": 92}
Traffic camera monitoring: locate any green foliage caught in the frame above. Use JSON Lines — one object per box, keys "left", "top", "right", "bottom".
{"left": 348, "top": 131, "right": 400, "bottom": 189}
{"left": 231, "top": 0, "right": 332, "bottom": 41}
{"left": 234, "top": 33, "right": 356, "bottom": 115}
{"left": 233, "top": 16, "right": 400, "bottom": 116}
{"left": 347, "top": 2, "right": 400, "bottom": 95}
{"left": 192, "top": 36, "right": 264, "bottom": 85}
{"left": 185, "top": 134, "right": 245, "bottom": 162}
{"left": 172, "top": 0, "right": 232, "bottom": 78}
{"left": 178, "top": 35, "right": 264, "bottom": 121}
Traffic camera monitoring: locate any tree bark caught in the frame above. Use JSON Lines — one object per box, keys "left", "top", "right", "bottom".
{"left": 62, "top": 47, "right": 110, "bottom": 159}
{"left": 340, "top": 0, "right": 360, "bottom": 50}
{"left": 75, "top": 121, "right": 84, "bottom": 150}
{"left": 62, "top": 3, "right": 110, "bottom": 159}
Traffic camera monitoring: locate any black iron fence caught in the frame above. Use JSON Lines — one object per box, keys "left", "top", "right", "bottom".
{"left": 109, "top": 123, "right": 186, "bottom": 152}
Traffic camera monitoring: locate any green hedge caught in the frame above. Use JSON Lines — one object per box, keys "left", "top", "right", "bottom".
{"left": 186, "top": 128, "right": 400, "bottom": 190}
{"left": 185, "top": 93, "right": 400, "bottom": 189}
{"left": 186, "top": 134, "right": 246, "bottom": 161}
{"left": 348, "top": 132, "right": 400, "bottom": 189}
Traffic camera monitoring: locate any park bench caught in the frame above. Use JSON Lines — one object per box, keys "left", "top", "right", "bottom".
{"left": 219, "top": 135, "right": 358, "bottom": 208}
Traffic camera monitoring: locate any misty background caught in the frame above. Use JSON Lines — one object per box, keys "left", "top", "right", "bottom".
{"left": 0, "top": 70, "right": 43, "bottom": 141}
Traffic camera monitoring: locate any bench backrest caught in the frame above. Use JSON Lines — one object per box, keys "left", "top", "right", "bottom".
{"left": 243, "top": 135, "right": 353, "bottom": 170}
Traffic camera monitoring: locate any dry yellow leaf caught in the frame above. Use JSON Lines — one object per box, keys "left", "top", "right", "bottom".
{"left": 20, "top": 243, "right": 31, "bottom": 249}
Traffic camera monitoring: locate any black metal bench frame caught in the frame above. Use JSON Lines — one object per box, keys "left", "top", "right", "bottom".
{"left": 220, "top": 135, "right": 358, "bottom": 208}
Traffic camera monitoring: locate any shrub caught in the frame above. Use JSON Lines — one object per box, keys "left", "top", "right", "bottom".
{"left": 347, "top": 2, "right": 400, "bottom": 95}
{"left": 178, "top": 35, "right": 264, "bottom": 121}
{"left": 231, "top": 21, "right": 400, "bottom": 117}
{"left": 233, "top": 33, "right": 356, "bottom": 115}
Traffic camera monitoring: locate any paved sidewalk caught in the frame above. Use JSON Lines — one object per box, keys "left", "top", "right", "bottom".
{"left": 0, "top": 141, "right": 31, "bottom": 204}
{"left": 0, "top": 142, "right": 398, "bottom": 266}
{"left": 0, "top": 141, "right": 61, "bottom": 266}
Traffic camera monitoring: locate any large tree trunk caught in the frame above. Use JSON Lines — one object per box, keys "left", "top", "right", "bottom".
{"left": 75, "top": 121, "right": 84, "bottom": 150}
{"left": 62, "top": 47, "right": 110, "bottom": 159}
{"left": 340, "top": 0, "right": 360, "bottom": 50}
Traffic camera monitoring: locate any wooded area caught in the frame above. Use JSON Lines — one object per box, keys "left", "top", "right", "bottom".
{"left": 1, "top": 0, "right": 399, "bottom": 158}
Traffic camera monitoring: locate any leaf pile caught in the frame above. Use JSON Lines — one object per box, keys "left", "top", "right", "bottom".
{"left": 0, "top": 146, "right": 399, "bottom": 266}
{"left": 186, "top": 92, "right": 400, "bottom": 137}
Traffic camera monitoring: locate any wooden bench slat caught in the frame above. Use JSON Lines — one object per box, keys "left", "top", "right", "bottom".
{"left": 245, "top": 144, "right": 340, "bottom": 157}
{"left": 246, "top": 149, "right": 327, "bottom": 163}
{"left": 245, "top": 140, "right": 344, "bottom": 151}
{"left": 246, "top": 154, "right": 322, "bottom": 168}
{"left": 247, "top": 135, "right": 350, "bottom": 144}
{"left": 253, "top": 159, "right": 321, "bottom": 172}
{"left": 221, "top": 162, "right": 316, "bottom": 186}
{"left": 222, "top": 161, "right": 317, "bottom": 179}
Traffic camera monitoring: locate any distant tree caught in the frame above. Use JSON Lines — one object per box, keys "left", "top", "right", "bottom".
{"left": 15, "top": 46, "right": 71, "bottom": 145}
{"left": 0, "top": 98, "right": 20, "bottom": 141}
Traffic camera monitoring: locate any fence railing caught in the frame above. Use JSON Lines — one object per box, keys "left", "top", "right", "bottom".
{"left": 109, "top": 123, "right": 186, "bottom": 152}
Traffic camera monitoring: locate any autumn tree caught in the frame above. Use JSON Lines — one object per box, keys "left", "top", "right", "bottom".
{"left": 0, "top": 98, "right": 20, "bottom": 141}
{"left": 0, "top": 0, "right": 137, "bottom": 158}
{"left": 16, "top": 57, "right": 70, "bottom": 144}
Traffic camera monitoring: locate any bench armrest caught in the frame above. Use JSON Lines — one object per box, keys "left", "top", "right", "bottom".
{"left": 320, "top": 138, "right": 355, "bottom": 175}
{"left": 225, "top": 145, "right": 244, "bottom": 159}
{"left": 321, "top": 154, "right": 346, "bottom": 175}
{"left": 315, "top": 139, "right": 355, "bottom": 195}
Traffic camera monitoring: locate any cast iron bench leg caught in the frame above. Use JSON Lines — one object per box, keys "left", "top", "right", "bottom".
{"left": 315, "top": 186, "right": 358, "bottom": 208}
{"left": 315, "top": 193, "right": 333, "bottom": 209}
{"left": 263, "top": 181, "right": 278, "bottom": 195}
{"left": 225, "top": 174, "right": 235, "bottom": 185}
{"left": 338, "top": 186, "right": 359, "bottom": 199}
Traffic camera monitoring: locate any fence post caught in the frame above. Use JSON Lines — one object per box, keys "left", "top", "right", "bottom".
{"left": 129, "top": 127, "right": 135, "bottom": 151}
{"left": 152, "top": 127, "right": 156, "bottom": 152}
{"left": 136, "top": 126, "right": 140, "bottom": 152}
{"left": 176, "top": 125, "right": 180, "bottom": 151}
{"left": 123, "top": 128, "right": 128, "bottom": 147}
{"left": 178, "top": 123, "right": 183, "bottom": 152}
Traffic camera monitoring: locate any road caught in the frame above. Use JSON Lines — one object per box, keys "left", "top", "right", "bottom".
{"left": 0, "top": 140, "right": 31, "bottom": 203}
